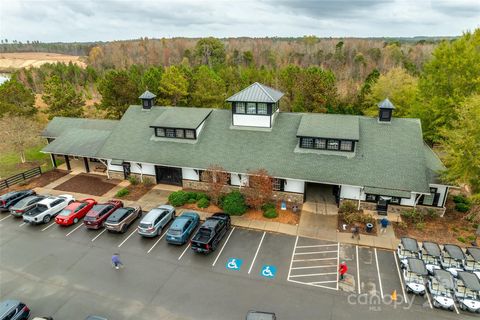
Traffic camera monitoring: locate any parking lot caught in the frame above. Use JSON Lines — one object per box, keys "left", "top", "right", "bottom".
{"left": 0, "top": 209, "right": 475, "bottom": 319}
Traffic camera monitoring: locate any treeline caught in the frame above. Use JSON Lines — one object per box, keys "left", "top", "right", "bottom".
{"left": 0, "top": 41, "right": 93, "bottom": 56}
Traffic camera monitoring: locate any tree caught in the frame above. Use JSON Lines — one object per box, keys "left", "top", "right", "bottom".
{"left": 158, "top": 66, "right": 189, "bottom": 106}
{"left": 194, "top": 37, "right": 226, "bottom": 68}
{"left": 97, "top": 70, "right": 139, "bottom": 119}
{"left": 42, "top": 75, "right": 84, "bottom": 119}
{"left": 353, "top": 69, "right": 380, "bottom": 114}
{"left": 190, "top": 66, "right": 226, "bottom": 108}
{"left": 363, "top": 67, "right": 419, "bottom": 117}
{"left": 441, "top": 95, "right": 480, "bottom": 193}
{"left": 0, "top": 115, "right": 42, "bottom": 163}
{"left": 292, "top": 66, "right": 337, "bottom": 113}
{"left": 242, "top": 169, "right": 273, "bottom": 210}
{"left": 200, "top": 165, "right": 230, "bottom": 205}
{"left": 418, "top": 30, "right": 480, "bottom": 143}
{"left": 0, "top": 77, "right": 36, "bottom": 117}
{"left": 141, "top": 66, "right": 163, "bottom": 96}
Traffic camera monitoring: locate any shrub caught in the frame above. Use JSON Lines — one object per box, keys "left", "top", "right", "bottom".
{"left": 185, "top": 191, "right": 198, "bottom": 201}
{"left": 339, "top": 201, "right": 358, "bottom": 214}
{"left": 397, "top": 221, "right": 408, "bottom": 229}
{"left": 187, "top": 198, "right": 197, "bottom": 204}
{"left": 400, "top": 209, "right": 424, "bottom": 224}
{"left": 143, "top": 177, "right": 154, "bottom": 187}
{"left": 128, "top": 175, "right": 139, "bottom": 185}
{"left": 343, "top": 212, "right": 375, "bottom": 225}
{"left": 168, "top": 191, "right": 189, "bottom": 207}
{"left": 453, "top": 195, "right": 469, "bottom": 204}
{"left": 457, "top": 236, "right": 466, "bottom": 243}
{"left": 467, "top": 235, "right": 476, "bottom": 242}
{"left": 415, "top": 222, "right": 425, "bottom": 231}
{"left": 456, "top": 202, "right": 471, "bottom": 213}
{"left": 196, "top": 192, "right": 209, "bottom": 201}
{"left": 451, "top": 227, "right": 459, "bottom": 233}
{"left": 426, "top": 209, "right": 440, "bottom": 220}
{"left": 263, "top": 208, "right": 278, "bottom": 219}
{"left": 222, "top": 191, "right": 247, "bottom": 216}
{"left": 197, "top": 197, "right": 210, "bottom": 208}
{"left": 261, "top": 202, "right": 275, "bottom": 212}
{"left": 115, "top": 188, "right": 129, "bottom": 198}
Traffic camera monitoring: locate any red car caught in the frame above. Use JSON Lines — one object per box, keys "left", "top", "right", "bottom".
{"left": 55, "top": 198, "right": 97, "bottom": 226}
{"left": 83, "top": 200, "right": 123, "bottom": 230}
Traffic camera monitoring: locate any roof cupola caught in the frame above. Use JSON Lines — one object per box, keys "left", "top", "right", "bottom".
{"left": 139, "top": 90, "right": 156, "bottom": 110}
{"left": 378, "top": 98, "right": 395, "bottom": 123}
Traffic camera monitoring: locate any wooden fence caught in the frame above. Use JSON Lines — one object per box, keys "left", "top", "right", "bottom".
{"left": 0, "top": 167, "right": 42, "bottom": 191}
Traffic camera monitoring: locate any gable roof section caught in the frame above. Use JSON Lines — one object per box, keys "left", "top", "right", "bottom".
{"left": 151, "top": 107, "right": 212, "bottom": 129}
{"left": 41, "top": 117, "right": 118, "bottom": 138}
{"left": 226, "top": 82, "right": 284, "bottom": 103}
{"left": 92, "top": 106, "right": 431, "bottom": 194}
{"left": 423, "top": 143, "right": 447, "bottom": 184}
{"left": 42, "top": 128, "right": 112, "bottom": 158}
{"left": 296, "top": 114, "right": 360, "bottom": 140}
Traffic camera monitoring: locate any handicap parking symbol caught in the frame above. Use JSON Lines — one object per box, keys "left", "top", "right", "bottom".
{"left": 226, "top": 258, "right": 243, "bottom": 271}
{"left": 260, "top": 265, "right": 276, "bottom": 279}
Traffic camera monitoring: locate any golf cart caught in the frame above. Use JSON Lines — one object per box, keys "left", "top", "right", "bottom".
{"left": 427, "top": 269, "right": 456, "bottom": 311}
{"left": 421, "top": 241, "right": 442, "bottom": 275}
{"left": 454, "top": 271, "right": 480, "bottom": 313}
{"left": 465, "top": 247, "right": 480, "bottom": 277}
{"left": 441, "top": 244, "right": 466, "bottom": 277}
{"left": 403, "top": 257, "right": 428, "bottom": 295}
{"left": 397, "top": 237, "right": 420, "bottom": 268}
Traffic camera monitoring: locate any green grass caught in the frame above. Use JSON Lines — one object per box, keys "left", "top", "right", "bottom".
{"left": 0, "top": 144, "right": 54, "bottom": 179}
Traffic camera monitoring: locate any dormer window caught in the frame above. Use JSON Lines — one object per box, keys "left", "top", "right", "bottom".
{"left": 150, "top": 108, "right": 211, "bottom": 141}
{"left": 236, "top": 102, "right": 246, "bottom": 114}
{"left": 299, "top": 137, "right": 354, "bottom": 152}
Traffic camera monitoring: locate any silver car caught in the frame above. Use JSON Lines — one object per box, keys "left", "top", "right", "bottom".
{"left": 9, "top": 195, "right": 45, "bottom": 217}
{"left": 137, "top": 205, "right": 175, "bottom": 237}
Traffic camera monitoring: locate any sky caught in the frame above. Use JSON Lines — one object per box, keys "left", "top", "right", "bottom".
{"left": 0, "top": 0, "right": 479, "bottom": 42}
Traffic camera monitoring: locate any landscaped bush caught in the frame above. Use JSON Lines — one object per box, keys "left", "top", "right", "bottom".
{"left": 197, "top": 197, "right": 210, "bottom": 208}
{"left": 343, "top": 212, "right": 375, "bottom": 225}
{"left": 453, "top": 195, "right": 470, "bottom": 204}
{"left": 261, "top": 202, "right": 275, "bottom": 212}
{"left": 263, "top": 208, "right": 278, "bottom": 219}
{"left": 339, "top": 201, "right": 359, "bottom": 214}
{"left": 456, "top": 202, "right": 471, "bottom": 212}
{"left": 168, "top": 190, "right": 189, "bottom": 207}
{"left": 400, "top": 209, "right": 424, "bottom": 224}
{"left": 457, "top": 236, "right": 466, "bottom": 243}
{"left": 415, "top": 222, "right": 425, "bottom": 231}
{"left": 128, "top": 175, "right": 139, "bottom": 185}
{"left": 187, "top": 198, "right": 197, "bottom": 204}
{"left": 196, "top": 192, "right": 209, "bottom": 201}
{"left": 467, "top": 235, "right": 476, "bottom": 242}
{"left": 221, "top": 191, "right": 247, "bottom": 216}
{"left": 185, "top": 191, "right": 199, "bottom": 201}
{"left": 115, "top": 188, "right": 130, "bottom": 198}
{"left": 143, "top": 177, "right": 154, "bottom": 187}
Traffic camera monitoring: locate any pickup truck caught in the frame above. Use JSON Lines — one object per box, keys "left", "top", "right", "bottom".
{"left": 191, "top": 213, "right": 231, "bottom": 254}
{"left": 23, "top": 195, "right": 75, "bottom": 225}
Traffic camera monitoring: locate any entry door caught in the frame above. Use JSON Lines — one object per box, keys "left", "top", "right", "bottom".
{"left": 122, "top": 162, "right": 131, "bottom": 180}
{"left": 155, "top": 166, "right": 182, "bottom": 186}
{"left": 377, "top": 198, "right": 388, "bottom": 214}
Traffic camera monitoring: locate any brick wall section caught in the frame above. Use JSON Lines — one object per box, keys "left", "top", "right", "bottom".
{"left": 339, "top": 199, "right": 446, "bottom": 216}
{"left": 182, "top": 180, "right": 304, "bottom": 204}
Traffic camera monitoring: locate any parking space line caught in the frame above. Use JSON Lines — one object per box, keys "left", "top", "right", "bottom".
{"left": 292, "top": 257, "right": 337, "bottom": 262}
{"left": 146, "top": 231, "right": 167, "bottom": 254}
{"left": 288, "top": 278, "right": 338, "bottom": 291}
{"left": 91, "top": 229, "right": 107, "bottom": 242}
{"left": 41, "top": 221, "right": 56, "bottom": 232}
{"left": 309, "top": 280, "right": 338, "bottom": 285}
{"left": 294, "top": 250, "right": 337, "bottom": 255}
{"left": 425, "top": 290, "right": 433, "bottom": 309}
{"left": 296, "top": 244, "right": 338, "bottom": 249}
{"left": 117, "top": 229, "right": 137, "bottom": 248}
{"left": 291, "top": 265, "right": 336, "bottom": 270}
{"left": 356, "top": 245, "right": 360, "bottom": 294}
{"left": 212, "top": 227, "right": 235, "bottom": 267}
{"left": 287, "top": 236, "right": 299, "bottom": 280}
{"left": 19, "top": 222, "right": 26, "bottom": 227}
{"left": 374, "top": 248, "right": 384, "bottom": 298}
{"left": 0, "top": 215, "right": 12, "bottom": 222}
{"left": 65, "top": 224, "right": 84, "bottom": 237}
{"left": 336, "top": 242, "right": 340, "bottom": 290}
{"left": 289, "top": 272, "right": 337, "bottom": 278}
{"left": 178, "top": 243, "right": 191, "bottom": 260}
{"left": 453, "top": 301, "right": 460, "bottom": 314}
{"left": 247, "top": 231, "right": 266, "bottom": 274}
{"left": 393, "top": 251, "right": 408, "bottom": 304}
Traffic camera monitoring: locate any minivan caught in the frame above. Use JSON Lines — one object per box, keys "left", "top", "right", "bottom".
{"left": 138, "top": 205, "right": 175, "bottom": 237}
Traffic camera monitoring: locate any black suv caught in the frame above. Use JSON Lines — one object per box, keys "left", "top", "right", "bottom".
{"left": 0, "top": 190, "right": 36, "bottom": 212}
{"left": 0, "top": 300, "right": 30, "bottom": 320}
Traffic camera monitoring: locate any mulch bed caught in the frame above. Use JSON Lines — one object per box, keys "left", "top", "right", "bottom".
{"left": 4, "top": 169, "right": 69, "bottom": 192}
{"left": 243, "top": 207, "right": 300, "bottom": 225}
{"left": 337, "top": 212, "right": 378, "bottom": 236}
{"left": 119, "top": 183, "right": 154, "bottom": 201}
{"left": 54, "top": 173, "right": 120, "bottom": 196}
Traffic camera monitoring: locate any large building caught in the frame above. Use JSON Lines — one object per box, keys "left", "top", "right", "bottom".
{"left": 41, "top": 82, "right": 449, "bottom": 215}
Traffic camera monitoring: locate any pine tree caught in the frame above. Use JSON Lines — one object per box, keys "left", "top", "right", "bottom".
{"left": 158, "top": 66, "right": 189, "bottom": 106}
{"left": 42, "top": 75, "right": 84, "bottom": 119}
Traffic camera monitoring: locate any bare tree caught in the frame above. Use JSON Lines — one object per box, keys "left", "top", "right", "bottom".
{"left": 0, "top": 115, "right": 42, "bottom": 163}
{"left": 242, "top": 169, "right": 273, "bottom": 210}
{"left": 200, "top": 164, "right": 229, "bottom": 205}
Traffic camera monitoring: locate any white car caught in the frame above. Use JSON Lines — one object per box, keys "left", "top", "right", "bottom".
{"left": 23, "top": 195, "right": 75, "bottom": 224}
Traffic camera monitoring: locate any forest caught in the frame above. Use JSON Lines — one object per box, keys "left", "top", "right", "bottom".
{"left": 0, "top": 32, "right": 479, "bottom": 200}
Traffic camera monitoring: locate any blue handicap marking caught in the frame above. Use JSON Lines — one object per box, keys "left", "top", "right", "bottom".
{"left": 226, "top": 258, "right": 243, "bottom": 271}
{"left": 260, "top": 265, "right": 277, "bottom": 278}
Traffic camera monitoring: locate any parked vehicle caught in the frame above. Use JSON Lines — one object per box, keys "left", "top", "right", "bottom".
{"left": 397, "top": 237, "right": 420, "bottom": 267}
{"left": 166, "top": 211, "right": 200, "bottom": 245}
{"left": 55, "top": 198, "right": 97, "bottom": 226}
{"left": 137, "top": 205, "right": 175, "bottom": 237}
{"left": 421, "top": 241, "right": 442, "bottom": 275}
{"left": 105, "top": 206, "right": 142, "bottom": 233}
{"left": 464, "top": 247, "right": 480, "bottom": 278}
{"left": 83, "top": 200, "right": 123, "bottom": 230}
{"left": 0, "top": 190, "right": 36, "bottom": 212}
{"left": 455, "top": 271, "right": 480, "bottom": 313}
{"left": 403, "top": 257, "right": 428, "bottom": 295}
{"left": 427, "top": 269, "right": 456, "bottom": 311}
{"left": 0, "top": 299, "right": 30, "bottom": 320}
{"left": 9, "top": 195, "right": 45, "bottom": 217}
{"left": 441, "top": 244, "right": 466, "bottom": 277}
{"left": 191, "top": 213, "right": 231, "bottom": 254}
{"left": 246, "top": 310, "right": 277, "bottom": 320}
{"left": 23, "top": 195, "right": 75, "bottom": 224}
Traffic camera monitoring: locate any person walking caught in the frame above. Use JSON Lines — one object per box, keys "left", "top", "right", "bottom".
{"left": 339, "top": 261, "right": 348, "bottom": 281}
{"left": 380, "top": 217, "right": 389, "bottom": 234}
{"left": 111, "top": 253, "right": 123, "bottom": 269}
{"left": 351, "top": 224, "right": 360, "bottom": 240}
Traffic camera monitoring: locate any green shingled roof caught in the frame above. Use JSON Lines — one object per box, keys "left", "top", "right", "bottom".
{"left": 151, "top": 107, "right": 212, "bottom": 129}
{"left": 296, "top": 113, "right": 360, "bottom": 140}
{"left": 42, "top": 128, "right": 112, "bottom": 158}
{"left": 41, "top": 117, "right": 118, "bottom": 138}
{"left": 363, "top": 187, "right": 412, "bottom": 198}
{"left": 423, "top": 143, "right": 446, "bottom": 184}
{"left": 226, "top": 82, "right": 284, "bottom": 103}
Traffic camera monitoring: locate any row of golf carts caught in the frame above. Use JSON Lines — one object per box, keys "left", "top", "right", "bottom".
{"left": 397, "top": 237, "right": 480, "bottom": 313}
